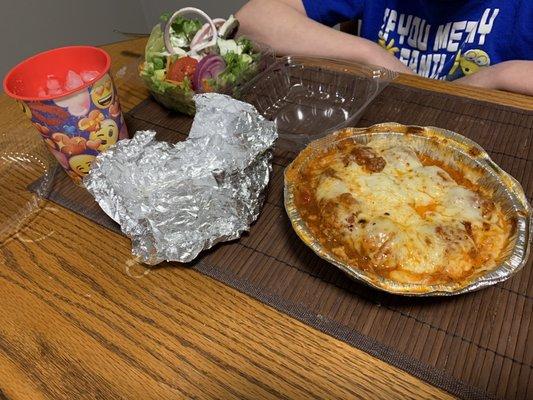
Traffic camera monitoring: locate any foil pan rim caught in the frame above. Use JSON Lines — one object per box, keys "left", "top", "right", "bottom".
{"left": 284, "top": 122, "right": 532, "bottom": 296}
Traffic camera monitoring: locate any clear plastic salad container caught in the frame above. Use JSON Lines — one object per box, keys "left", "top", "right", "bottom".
{"left": 236, "top": 56, "right": 397, "bottom": 150}
{"left": 139, "top": 8, "right": 274, "bottom": 115}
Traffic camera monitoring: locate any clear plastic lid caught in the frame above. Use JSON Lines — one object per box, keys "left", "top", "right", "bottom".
{"left": 0, "top": 107, "right": 56, "bottom": 244}
{"left": 236, "top": 56, "right": 397, "bottom": 150}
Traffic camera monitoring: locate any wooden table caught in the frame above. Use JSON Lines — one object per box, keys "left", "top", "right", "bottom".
{"left": 0, "top": 38, "right": 532, "bottom": 400}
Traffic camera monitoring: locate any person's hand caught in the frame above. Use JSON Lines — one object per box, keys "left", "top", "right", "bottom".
{"left": 237, "top": 0, "right": 413, "bottom": 74}
{"left": 454, "top": 68, "right": 498, "bottom": 90}
{"left": 454, "top": 60, "right": 533, "bottom": 96}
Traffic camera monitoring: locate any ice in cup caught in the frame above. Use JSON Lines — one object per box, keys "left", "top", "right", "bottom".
{"left": 3, "top": 46, "right": 128, "bottom": 185}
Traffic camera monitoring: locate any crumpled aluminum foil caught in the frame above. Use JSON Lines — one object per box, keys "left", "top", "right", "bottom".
{"left": 85, "top": 93, "right": 277, "bottom": 264}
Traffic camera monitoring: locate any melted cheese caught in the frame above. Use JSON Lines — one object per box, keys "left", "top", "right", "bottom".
{"left": 300, "top": 139, "right": 510, "bottom": 284}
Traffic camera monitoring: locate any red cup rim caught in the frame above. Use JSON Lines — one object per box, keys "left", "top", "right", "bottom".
{"left": 3, "top": 45, "right": 111, "bottom": 102}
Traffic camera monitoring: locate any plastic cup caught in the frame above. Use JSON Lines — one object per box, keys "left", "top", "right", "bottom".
{"left": 3, "top": 46, "right": 129, "bottom": 186}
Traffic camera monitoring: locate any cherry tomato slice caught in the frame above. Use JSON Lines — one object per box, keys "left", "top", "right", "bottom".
{"left": 166, "top": 56, "right": 198, "bottom": 83}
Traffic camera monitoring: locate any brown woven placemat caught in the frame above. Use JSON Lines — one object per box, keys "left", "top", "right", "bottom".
{"left": 31, "top": 82, "right": 532, "bottom": 400}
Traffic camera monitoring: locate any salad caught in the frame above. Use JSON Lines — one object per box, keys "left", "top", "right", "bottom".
{"left": 139, "top": 8, "right": 264, "bottom": 115}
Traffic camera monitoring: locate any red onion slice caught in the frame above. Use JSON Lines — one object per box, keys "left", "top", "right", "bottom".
{"left": 163, "top": 7, "right": 217, "bottom": 55}
{"left": 213, "top": 18, "right": 226, "bottom": 29}
{"left": 190, "top": 18, "right": 225, "bottom": 51}
{"left": 192, "top": 54, "right": 226, "bottom": 92}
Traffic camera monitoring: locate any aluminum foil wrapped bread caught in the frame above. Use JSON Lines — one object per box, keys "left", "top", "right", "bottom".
{"left": 85, "top": 93, "right": 277, "bottom": 264}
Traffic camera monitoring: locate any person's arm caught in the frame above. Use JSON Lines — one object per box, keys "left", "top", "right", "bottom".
{"left": 454, "top": 61, "right": 533, "bottom": 96}
{"left": 236, "top": 0, "right": 413, "bottom": 74}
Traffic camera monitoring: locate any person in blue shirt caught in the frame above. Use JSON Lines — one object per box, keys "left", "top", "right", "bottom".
{"left": 236, "top": 0, "right": 533, "bottom": 95}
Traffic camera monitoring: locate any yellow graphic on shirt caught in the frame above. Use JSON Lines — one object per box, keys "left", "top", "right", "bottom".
{"left": 378, "top": 38, "right": 399, "bottom": 55}
{"left": 449, "top": 49, "right": 491, "bottom": 76}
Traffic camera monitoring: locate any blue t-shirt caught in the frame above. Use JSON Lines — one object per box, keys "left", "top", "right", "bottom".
{"left": 302, "top": 0, "right": 533, "bottom": 80}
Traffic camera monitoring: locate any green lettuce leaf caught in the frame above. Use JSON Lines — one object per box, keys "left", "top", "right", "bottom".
{"left": 160, "top": 12, "right": 202, "bottom": 44}
{"left": 144, "top": 24, "right": 168, "bottom": 69}
{"left": 215, "top": 51, "right": 258, "bottom": 90}
{"left": 236, "top": 37, "right": 255, "bottom": 54}
{"left": 143, "top": 72, "right": 196, "bottom": 115}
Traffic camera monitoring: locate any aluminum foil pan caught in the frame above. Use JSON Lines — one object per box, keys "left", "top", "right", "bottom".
{"left": 284, "top": 123, "right": 532, "bottom": 296}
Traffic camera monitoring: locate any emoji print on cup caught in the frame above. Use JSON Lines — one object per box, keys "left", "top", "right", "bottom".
{"left": 51, "top": 132, "right": 100, "bottom": 156}
{"left": 69, "top": 154, "right": 96, "bottom": 177}
{"left": 109, "top": 99, "right": 121, "bottom": 118}
{"left": 90, "top": 74, "right": 114, "bottom": 109}
{"left": 89, "top": 119, "right": 118, "bottom": 151}
{"left": 78, "top": 109, "right": 104, "bottom": 132}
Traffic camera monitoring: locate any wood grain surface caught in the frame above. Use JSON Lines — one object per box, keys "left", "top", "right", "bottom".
{"left": 0, "top": 37, "right": 530, "bottom": 400}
